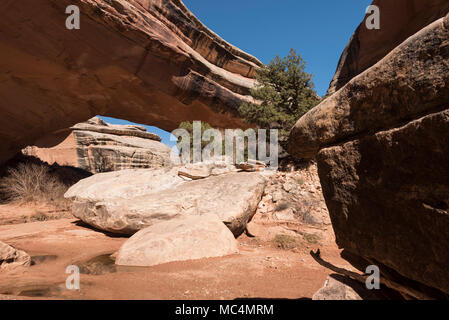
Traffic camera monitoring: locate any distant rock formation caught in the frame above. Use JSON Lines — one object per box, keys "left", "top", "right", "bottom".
{"left": 289, "top": 4, "right": 449, "bottom": 299}
{"left": 23, "top": 117, "right": 175, "bottom": 174}
{"left": 0, "top": 0, "right": 262, "bottom": 164}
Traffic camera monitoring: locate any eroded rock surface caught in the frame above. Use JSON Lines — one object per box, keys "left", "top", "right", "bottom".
{"left": 0, "top": 241, "right": 31, "bottom": 270}
{"left": 312, "top": 275, "right": 362, "bottom": 300}
{"left": 65, "top": 164, "right": 267, "bottom": 236}
{"left": 23, "top": 117, "right": 175, "bottom": 173}
{"left": 116, "top": 214, "right": 239, "bottom": 267}
{"left": 289, "top": 12, "right": 449, "bottom": 298}
{"left": 328, "top": 0, "right": 449, "bottom": 95}
{"left": 0, "top": 0, "right": 262, "bottom": 163}
{"left": 255, "top": 162, "right": 330, "bottom": 227}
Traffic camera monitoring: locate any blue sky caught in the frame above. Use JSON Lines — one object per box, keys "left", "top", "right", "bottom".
{"left": 101, "top": 1, "right": 372, "bottom": 145}
{"left": 184, "top": 0, "right": 372, "bottom": 96}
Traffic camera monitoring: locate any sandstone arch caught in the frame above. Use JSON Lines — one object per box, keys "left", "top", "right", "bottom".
{"left": 0, "top": 0, "right": 262, "bottom": 163}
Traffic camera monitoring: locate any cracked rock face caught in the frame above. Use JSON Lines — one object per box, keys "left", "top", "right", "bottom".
{"left": 23, "top": 117, "right": 176, "bottom": 174}
{"left": 0, "top": 0, "right": 262, "bottom": 163}
{"left": 65, "top": 166, "right": 267, "bottom": 237}
{"left": 289, "top": 12, "right": 449, "bottom": 298}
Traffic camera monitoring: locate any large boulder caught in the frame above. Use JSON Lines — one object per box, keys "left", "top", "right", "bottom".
{"left": 23, "top": 117, "right": 176, "bottom": 173}
{"left": 289, "top": 14, "right": 449, "bottom": 160}
{"left": 328, "top": 0, "right": 449, "bottom": 95}
{"left": 0, "top": 0, "right": 262, "bottom": 164}
{"left": 312, "top": 275, "right": 362, "bottom": 300}
{"left": 289, "top": 13, "right": 449, "bottom": 298}
{"left": 312, "top": 274, "right": 400, "bottom": 300}
{"left": 65, "top": 166, "right": 267, "bottom": 236}
{"left": 0, "top": 241, "right": 31, "bottom": 270}
{"left": 115, "top": 214, "right": 239, "bottom": 267}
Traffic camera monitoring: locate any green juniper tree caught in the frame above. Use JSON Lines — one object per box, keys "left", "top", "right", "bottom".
{"left": 238, "top": 49, "right": 320, "bottom": 150}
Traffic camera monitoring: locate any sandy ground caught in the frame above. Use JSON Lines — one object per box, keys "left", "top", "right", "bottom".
{"left": 0, "top": 207, "right": 353, "bottom": 300}
{"left": 0, "top": 203, "right": 71, "bottom": 225}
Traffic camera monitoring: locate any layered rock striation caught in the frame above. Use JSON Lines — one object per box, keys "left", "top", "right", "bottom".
{"left": 0, "top": 0, "right": 262, "bottom": 163}
{"left": 23, "top": 117, "right": 175, "bottom": 173}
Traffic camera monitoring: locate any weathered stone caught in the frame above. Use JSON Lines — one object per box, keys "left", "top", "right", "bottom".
{"left": 115, "top": 214, "right": 239, "bottom": 267}
{"left": 65, "top": 167, "right": 184, "bottom": 201}
{"left": 177, "top": 163, "right": 213, "bottom": 180}
{"left": 328, "top": 0, "right": 449, "bottom": 95}
{"left": 289, "top": 13, "right": 449, "bottom": 298}
{"left": 274, "top": 209, "right": 296, "bottom": 222}
{"left": 0, "top": 0, "right": 262, "bottom": 164}
{"left": 318, "top": 109, "right": 449, "bottom": 296}
{"left": 272, "top": 191, "right": 283, "bottom": 203}
{"left": 72, "top": 117, "right": 162, "bottom": 141}
{"left": 255, "top": 162, "right": 331, "bottom": 226}
{"left": 23, "top": 117, "right": 176, "bottom": 173}
{"left": 0, "top": 241, "right": 31, "bottom": 270}
{"left": 65, "top": 169, "right": 266, "bottom": 236}
{"left": 289, "top": 15, "right": 449, "bottom": 159}
{"left": 313, "top": 274, "right": 406, "bottom": 300}
{"left": 312, "top": 275, "right": 362, "bottom": 300}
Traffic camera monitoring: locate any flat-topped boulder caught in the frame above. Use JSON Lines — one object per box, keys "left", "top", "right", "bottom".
{"left": 71, "top": 117, "right": 162, "bottom": 141}
{"left": 288, "top": 13, "right": 449, "bottom": 298}
{"left": 116, "top": 214, "right": 239, "bottom": 267}
{"left": 65, "top": 164, "right": 267, "bottom": 236}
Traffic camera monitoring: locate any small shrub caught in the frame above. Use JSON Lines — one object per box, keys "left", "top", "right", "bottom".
{"left": 32, "top": 211, "right": 49, "bottom": 222}
{"left": 301, "top": 232, "right": 321, "bottom": 245}
{"left": 0, "top": 162, "right": 71, "bottom": 209}
{"left": 272, "top": 234, "right": 302, "bottom": 250}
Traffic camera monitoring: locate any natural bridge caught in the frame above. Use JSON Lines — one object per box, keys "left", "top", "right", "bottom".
{"left": 0, "top": 0, "right": 263, "bottom": 163}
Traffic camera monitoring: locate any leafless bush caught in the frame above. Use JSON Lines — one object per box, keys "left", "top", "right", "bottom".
{"left": 0, "top": 162, "right": 71, "bottom": 209}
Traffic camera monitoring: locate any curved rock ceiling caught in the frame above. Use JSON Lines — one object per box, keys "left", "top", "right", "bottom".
{"left": 0, "top": 0, "right": 263, "bottom": 163}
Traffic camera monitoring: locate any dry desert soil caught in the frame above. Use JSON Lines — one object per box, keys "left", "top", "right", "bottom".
{"left": 0, "top": 203, "right": 353, "bottom": 300}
